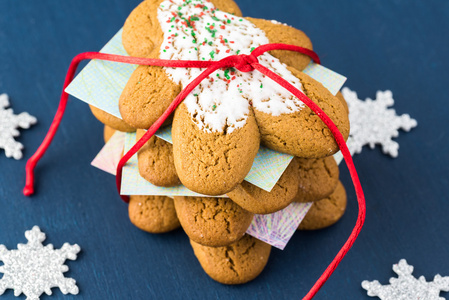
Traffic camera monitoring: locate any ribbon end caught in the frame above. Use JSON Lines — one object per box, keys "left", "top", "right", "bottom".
{"left": 23, "top": 184, "right": 34, "bottom": 196}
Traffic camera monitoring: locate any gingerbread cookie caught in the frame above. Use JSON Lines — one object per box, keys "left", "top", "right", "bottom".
{"left": 298, "top": 181, "right": 347, "bottom": 230}
{"left": 103, "top": 125, "right": 116, "bottom": 143}
{"left": 128, "top": 195, "right": 181, "bottom": 233}
{"left": 336, "top": 91, "right": 349, "bottom": 114}
{"left": 174, "top": 196, "right": 253, "bottom": 247}
{"left": 245, "top": 18, "right": 313, "bottom": 72}
{"left": 136, "top": 129, "right": 180, "bottom": 187}
{"left": 227, "top": 157, "right": 300, "bottom": 214}
{"left": 293, "top": 156, "right": 339, "bottom": 203}
{"left": 89, "top": 104, "right": 135, "bottom": 132}
{"left": 190, "top": 234, "right": 271, "bottom": 284}
{"left": 119, "top": 0, "right": 350, "bottom": 196}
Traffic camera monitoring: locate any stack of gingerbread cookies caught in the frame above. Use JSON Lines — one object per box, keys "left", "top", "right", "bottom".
{"left": 91, "top": 0, "right": 350, "bottom": 285}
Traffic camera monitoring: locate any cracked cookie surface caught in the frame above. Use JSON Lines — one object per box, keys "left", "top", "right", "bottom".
{"left": 128, "top": 195, "right": 181, "bottom": 233}
{"left": 190, "top": 234, "right": 271, "bottom": 284}
{"left": 227, "top": 157, "right": 300, "bottom": 214}
{"left": 293, "top": 156, "right": 339, "bottom": 203}
{"left": 174, "top": 196, "right": 253, "bottom": 247}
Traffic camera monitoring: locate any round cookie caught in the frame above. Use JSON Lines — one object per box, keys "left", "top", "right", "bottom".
{"left": 119, "top": 49, "right": 182, "bottom": 129}
{"left": 298, "top": 181, "right": 347, "bottom": 230}
{"left": 89, "top": 104, "right": 135, "bottom": 132}
{"left": 174, "top": 196, "right": 254, "bottom": 247}
{"left": 254, "top": 67, "right": 350, "bottom": 158}
{"left": 226, "top": 157, "right": 300, "bottom": 214}
{"left": 136, "top": 129, "right": 180, "bottom": 187}
{"left": 190, "top": 235, "right": 271, "bottom": 284}
{"left": 293, "top": 156, "right": 339, "bottom": 203}
{"left": 103, "top": 125, "right": 116, "bottom": 143}
{"left": 128, "top": 195, "right": 181, "bottom": 233}
{"left": 172, "top": 103, "right": 260, "bottom": 196}
{"left": 245, "top": 17, "right": 313, "bottom": 71}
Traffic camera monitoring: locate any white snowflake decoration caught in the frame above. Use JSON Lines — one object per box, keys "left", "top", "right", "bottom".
{"left": 362, "top": 259, "right": 449, "bottom": 300}
{"left": 0, "top": 93, "right": 37, "bottom": 160}
{"left": 342, "top": 87, "right": 417, "bottom": 157}
{"left": 0, "top": 226, "right": 80, "bottom": 300}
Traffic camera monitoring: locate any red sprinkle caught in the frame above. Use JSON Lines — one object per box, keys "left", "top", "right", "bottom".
{"left": 220, "top": 25, "right": 226, "bottom": 29}
{"left": 226, "top": 49, "right": 230, "bottom": 53}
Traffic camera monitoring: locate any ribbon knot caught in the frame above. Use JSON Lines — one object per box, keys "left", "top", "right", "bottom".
{"left": 232, "top": 54, "right": 258, "bottom": 72}
{"left": 23, "top": 43, "right": 364, "bottom": 300}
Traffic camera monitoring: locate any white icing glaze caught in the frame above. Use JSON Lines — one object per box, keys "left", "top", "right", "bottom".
{"left": 158, "top": 0, "right": 304, "bottom": 133}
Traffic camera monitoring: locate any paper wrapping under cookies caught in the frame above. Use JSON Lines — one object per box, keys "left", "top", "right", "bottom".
{"left": 91, "top": 131, "right": 312, "bottom": 250}
{"left": 65, "top": 28, "right": 347, "bottom": 193}
{"left": 78, "top": 27, "right": 347, "bottom": 250}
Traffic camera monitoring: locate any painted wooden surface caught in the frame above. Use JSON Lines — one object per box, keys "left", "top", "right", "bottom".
{"left": 0, "top": 0, "right": 448, "bottom": 299}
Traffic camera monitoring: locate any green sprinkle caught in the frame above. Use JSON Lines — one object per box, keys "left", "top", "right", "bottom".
{"left": 224, "top": 39, "right": 228, "bottom": 43}
{"left": 193, "top": 94, "right": 198, "bottom": 97}
{"left": 190, "top": 16, "right": 200, "bottom": 21}
{"left": 194, "top": 47, "right": 198, "bottom": 51}
{"left": 205, "top": 27, "right": 217, "bottom": 37}
{"left": 163, "top": 49, "right": 166, "bottom": 52}
{"left": 208, "top": 41, "right": 213, "bottom": 46}
{"left": 183, "top": 36, "right": 186, "bottom": 39}
{"left": 224, "top": 69, "right": 230, "bottom": 80}
{"left": 203, "top": 6, "right": 208, "bottom": 10}
{"left": 202, "top": 57, "right": 206, "bottom": 60}
{"left": 236, "top": 50, "right": 240, "bottom": 54}
{"left": 178, "top": 6, "right": 182, "bottom": 10}
{"left": 177, "top": 12, "right": 183, "bottom": 17}
{"left": 239, "top": 19, "right": 243, "bottom": 21}
{"left": 212, "top": 104, "right": 217, "bottom": 111}
{"left": 170, "top": 17, "right": 176, "bottom": 22}
{"left": 250, "top": 47, "right": 255, "bottom": 52}
{"left": 212, "top": 16, "right": 220, "bottom": 21}
{"left": 209, "top": 50, "right": 215, "bottom": 59}
{"left": 260, "top": 83, "right": 263, "bottom": 88}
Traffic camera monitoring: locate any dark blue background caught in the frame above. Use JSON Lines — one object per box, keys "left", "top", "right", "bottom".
{"left": 1, "top": 0, "right": 448, "bottom": 299}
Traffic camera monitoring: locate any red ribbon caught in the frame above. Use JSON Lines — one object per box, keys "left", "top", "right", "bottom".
{"left": 23, "top": 43, "right": 365, "bottom": 299}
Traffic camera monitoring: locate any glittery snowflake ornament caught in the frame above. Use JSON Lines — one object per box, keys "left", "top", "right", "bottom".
{"left": 342, "top": 87, "right": 417, "bottom": 157}
{"left": 0, "top": 226, "right": 80, "bottom": 300}
{"left": 0, "top": 93, "right": 37, "bottom": 160}
{"left": 362, "top": 259, "right": 449, "bottom": 300}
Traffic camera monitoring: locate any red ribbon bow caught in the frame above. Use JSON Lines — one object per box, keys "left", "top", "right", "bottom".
{"left": 23, "top": 43, "right": 365, "bottom": 300}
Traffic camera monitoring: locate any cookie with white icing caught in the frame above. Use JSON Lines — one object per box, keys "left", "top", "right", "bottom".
{"left": 136, "top": 129, "right": 181, "bottom": 187}
{"left": 226, "top": 157, "right": 300, "bottom": 214}
{"left": 173, "top": 196, "right": 254, "bottom": 247}
{"left": 120, "top": 0, "right": 349, "bottom": 195}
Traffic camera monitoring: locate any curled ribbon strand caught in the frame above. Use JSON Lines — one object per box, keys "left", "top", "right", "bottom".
{"left": 23, "top": 43, "right": 365, "bottom": 300}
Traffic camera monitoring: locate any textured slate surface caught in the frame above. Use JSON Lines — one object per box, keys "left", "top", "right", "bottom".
{"left": 0, "top": 0, "right": 448, "bottom": 299}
